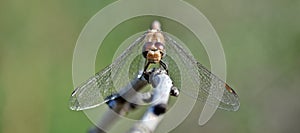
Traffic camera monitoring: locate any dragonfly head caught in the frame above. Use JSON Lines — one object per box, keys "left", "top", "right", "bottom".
{"left": 142, "top": 42, "right": 165, "bottom": 63}
{"left": 151, "top": 20, "right": 161, "bottom": 31}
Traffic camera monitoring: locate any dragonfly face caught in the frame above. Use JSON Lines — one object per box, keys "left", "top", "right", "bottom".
{"left": 142, "top": 42, "right": 165, "bottom": 63}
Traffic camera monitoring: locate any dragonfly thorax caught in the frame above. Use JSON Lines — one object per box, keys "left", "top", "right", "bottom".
{"left": 151, "top": 20, "right": 161, "bottom": 31}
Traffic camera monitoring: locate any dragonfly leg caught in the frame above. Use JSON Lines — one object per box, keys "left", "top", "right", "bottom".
{"left": 159, "top": 60, "right": 168, "bottom": 73}
{"left": 143, "top": 61, "right": 150, "bottom": 72}
{"left": 142, "top": 61, "right": 151, "bottom": 81}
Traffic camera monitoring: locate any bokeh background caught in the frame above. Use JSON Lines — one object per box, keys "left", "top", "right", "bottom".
{"left": 1, "top": 0, "right": 300, "bottom": 133}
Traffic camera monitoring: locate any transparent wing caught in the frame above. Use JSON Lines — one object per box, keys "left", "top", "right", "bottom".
{"left": 163, "top": 32, "right": 239, "bottom": 111}
{"left": 69, "top": 33, "right": 147, "bottom": 111}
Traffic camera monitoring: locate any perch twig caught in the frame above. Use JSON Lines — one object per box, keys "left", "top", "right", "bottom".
{"left": 89, "top": 69, "right": 173, "bottom": 133}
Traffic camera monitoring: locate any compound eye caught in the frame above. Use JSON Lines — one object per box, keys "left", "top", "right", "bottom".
{"left": 142, "top": 42, "right": 153, "bottom": 52}
{"left": 155, "top": 42, "right": 164, "bottom": 51}
{"left": 155, "top": 42, "right": 166, "bottom": 57}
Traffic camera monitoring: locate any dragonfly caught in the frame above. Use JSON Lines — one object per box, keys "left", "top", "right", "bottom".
{"left": 69, "top": 20, "right": 240, "bottom": 112}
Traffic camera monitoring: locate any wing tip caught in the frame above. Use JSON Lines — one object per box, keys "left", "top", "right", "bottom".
{"left": 225, "top": 83, "right": 238, "bottom": 96}
{"left": 69, "top": 95, "right": 81, "bottom": 111}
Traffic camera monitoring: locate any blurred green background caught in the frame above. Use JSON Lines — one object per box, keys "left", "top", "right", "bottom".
{"left": 1, "top": 0, "right": 300, "bottom": 133}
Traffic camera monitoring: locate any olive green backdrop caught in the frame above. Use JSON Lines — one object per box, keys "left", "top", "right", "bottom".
{"left": 1, "top": 0, "right": 300, "bottom": 133}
